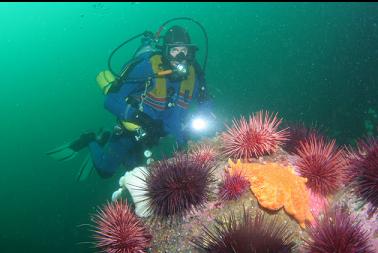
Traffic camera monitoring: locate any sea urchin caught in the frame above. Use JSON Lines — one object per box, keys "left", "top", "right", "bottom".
{"left": 347, "top": 137, "right": 378, "bottom": 215}
{"left": 192, "top": 208, "right": 296, "bottom": 252}
{"left": 189, "top": 143, "right": 218, "bottom": 167}
{"left": 91, "top": 200, "right": 152, "bottom": 253}
{"left": 141, "top": 152, "right": 216, "bottom": 222}
{"left": 282, "top": 121, "right": 323, "bottom": 155}
{"left": 295, "top": 134, "right": 346, "bottom": 196}
{"left": 221, "top": 110, "right": 289, "bottom": 160}
{"left": 218, "top": 170, "right": 250, "bottom": 201}
{"left": 303, "top": 206, "right": 375, "bottom": 253}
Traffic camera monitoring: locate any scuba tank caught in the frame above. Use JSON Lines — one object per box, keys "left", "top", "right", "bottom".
{"left": 133, "top": 32, "right": 157, "bottom": 59}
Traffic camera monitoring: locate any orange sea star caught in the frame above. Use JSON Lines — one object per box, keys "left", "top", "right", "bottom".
{"left": 228, "top": 159, "right": 314, "bottom": 228}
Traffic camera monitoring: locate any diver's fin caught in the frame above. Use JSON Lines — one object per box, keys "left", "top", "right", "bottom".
{"left": 46, "top": 143, "right": 78, "bottom": 162}
{"left": 46, "top": 132, "right": 96, "bottom": 162}
{"left": 69, "top": 132, "right": 96, "bottom": 152}
{"left": 76, "top": 153, "right": 94, "bottom": 182}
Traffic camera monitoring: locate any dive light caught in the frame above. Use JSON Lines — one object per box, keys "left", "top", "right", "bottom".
{"left": 191, "top": 117, "right": 208, "bottom": 132}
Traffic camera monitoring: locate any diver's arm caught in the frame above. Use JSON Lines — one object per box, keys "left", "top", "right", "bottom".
{"left": 104, "top": 60, "right": 153, "bottom": 120}
{"left": 193, "top": 65, "right": 215, "bottom": 118}
{"left": 104, "top": 86, "right": 137, "bottom": 120}
{"left": 164, "top": 114, "right": 188, "bottom": 149}
{"left": 189, "top": 67, "right": 219, "bottom": 138}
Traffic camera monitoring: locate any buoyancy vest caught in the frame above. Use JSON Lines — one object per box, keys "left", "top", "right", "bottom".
{"left": 143, "top": 55, "right": 196, "bottom": 111}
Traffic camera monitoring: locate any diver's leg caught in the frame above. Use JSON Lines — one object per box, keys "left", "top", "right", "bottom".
{"left": 88, "top": 133, "right": 136, "bottom": 178}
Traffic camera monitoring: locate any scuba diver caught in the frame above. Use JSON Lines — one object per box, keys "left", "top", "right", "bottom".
{"left": 47, "top": 18, "right": 216, "bottom": 181}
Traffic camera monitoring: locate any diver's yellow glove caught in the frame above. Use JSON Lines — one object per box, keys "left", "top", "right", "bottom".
{"left": 96, "top": 70, "right": 116, "bottom": 95}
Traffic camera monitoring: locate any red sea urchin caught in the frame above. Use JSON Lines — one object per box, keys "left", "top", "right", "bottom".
{"left": 295, "top": 134, "right": 347, "bottom": 196}
{"left": 348, "top": 137, "right": 378, "bottom": 215}
{"left": 141, "top": 152, "right": 216, "bottom": 222}
{"left": 218, "top": 170, "right": 250, "bottom": 201}
{"left": 192, "top": 208, "right": 296, "bottom": 252}
{"left": 221, "top": 110, "right": 289, "bottom": 160}
{"left": 303, "top": 206, "right": 375, "bottom": 253}
{"left": 189, "top": 143, "right": 217, "bottom": 167}
{"left": 91, "top": 200, "right": 152, "bottom": 253}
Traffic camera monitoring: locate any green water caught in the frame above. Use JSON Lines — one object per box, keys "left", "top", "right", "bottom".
{"left": 0, "top": 2, "right": 377, "bottom": 252}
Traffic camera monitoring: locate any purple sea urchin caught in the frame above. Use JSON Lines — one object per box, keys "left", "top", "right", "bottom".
{"left": 141, "top": 152, "right": 216, "bottom": 222}
{"left": 192, "top": 208, "right": 296, "bottom": 252}
{"left": 347, "top": 137, "right": 378, "bottom": 215}
{"left": 282, "top": 121, "right": 323, "bottom": 155}
{"left": 303, "top": 206, "right": 375, "bottom": 253}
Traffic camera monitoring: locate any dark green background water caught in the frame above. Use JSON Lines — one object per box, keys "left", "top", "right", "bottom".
{"left": 1, "top": 2, "right": 377, "bottom": 253}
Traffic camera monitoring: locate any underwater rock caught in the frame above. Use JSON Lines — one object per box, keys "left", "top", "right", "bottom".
{"left": 105, "top": 136, "right": 378, "bottom": 252}
{"left": 140, "top": 142, "right": 305, "bottom": 252}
